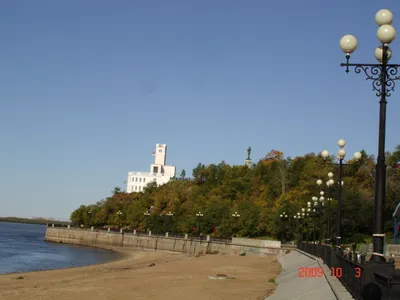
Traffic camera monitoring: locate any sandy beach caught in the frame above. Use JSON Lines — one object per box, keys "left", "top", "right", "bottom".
{"left": 0, "top": 247, "right": 281, "bottom": 300}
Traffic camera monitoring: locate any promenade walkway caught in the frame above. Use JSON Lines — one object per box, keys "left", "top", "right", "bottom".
{"left": 266, "top": 250, "right": 353, "bottom": 300}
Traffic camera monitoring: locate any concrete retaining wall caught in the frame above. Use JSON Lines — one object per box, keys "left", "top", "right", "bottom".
{"left": 232, "top": 237, "right": 281, "bottom": 248}
{"left": 367, "top": 244, "right": 399, "bottom": 255}
{"left": 45, "top": 227, "right": 286, "bottom": 257}
{"left": 388, "top": 244, "right": 400, "bottom": 254}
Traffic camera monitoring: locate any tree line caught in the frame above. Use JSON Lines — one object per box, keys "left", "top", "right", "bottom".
{"left": 70, "top": 146, "right": 400, "bottom": 242}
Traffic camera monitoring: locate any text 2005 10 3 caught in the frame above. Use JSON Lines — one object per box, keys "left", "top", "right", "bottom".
{"left": 298, "top": 267, "right": 361, "bottom": 278}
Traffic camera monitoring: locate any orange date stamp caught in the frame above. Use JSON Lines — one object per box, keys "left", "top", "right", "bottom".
{"left": 298, "top": 267, "right": 361, "bottom": 278}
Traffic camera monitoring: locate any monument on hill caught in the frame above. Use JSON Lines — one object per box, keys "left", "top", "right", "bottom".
{"left": 245, "top": 146, "right": 253, "bottom": 168}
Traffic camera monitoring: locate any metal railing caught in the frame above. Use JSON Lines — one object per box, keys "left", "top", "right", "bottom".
{"left": 298, "top": 242, "right": 400, "bottom": 299}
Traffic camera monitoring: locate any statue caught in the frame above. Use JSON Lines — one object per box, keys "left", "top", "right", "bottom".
{"left": 247, "top": 146, "right": 251, "bottom": 160}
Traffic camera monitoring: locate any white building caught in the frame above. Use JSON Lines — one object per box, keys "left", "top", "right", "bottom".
{"left": 126, "top": 144, "right": 176, "bottom": 193}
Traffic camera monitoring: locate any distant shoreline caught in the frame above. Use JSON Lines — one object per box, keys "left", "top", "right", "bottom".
{"left": 0, "top": 218, "right": 70, "bottom": 226}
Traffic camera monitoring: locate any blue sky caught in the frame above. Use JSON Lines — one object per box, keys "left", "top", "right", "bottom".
{"left": 1, "top": 0, "right": 400, "bottom": 220}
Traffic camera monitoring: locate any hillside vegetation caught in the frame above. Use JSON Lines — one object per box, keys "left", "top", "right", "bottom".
{"left": 70, "top": 146, "right": 400, "bottom": 242}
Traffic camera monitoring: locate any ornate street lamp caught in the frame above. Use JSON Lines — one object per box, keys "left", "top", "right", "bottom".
{"left": 232, "top": 212, "right": 240, "bottom": 236}
{"left": 279, "top": 212, "right": 288, "bottom": 242}
{"left": 143, "top": 206, "right": 153, "bottom": 232}
{"left": 300, "top": 209, "right": 306, "bottom": 243}
{"left": 295, "top": 212, "right": 302, "bottom": 242}
{"left": 314, "top": 182, "right": 326, "bottom": 245}
{"left": 321, "top": 140, "right": 361, "bottom": 249}
{"left": 165, "top": 211, "right": 174, "bottom": 233}
{"left": 340, "top": 9, "right": 398, "bottom": 262}
{"left": 196, "top": 211, "right": 203, "bottom": 236}
{"left": 88, "top": 210, "right": 91, "bottom": 228}
{"left": 325, "top": 173, "right": 335, "bottom": 243}
{"left": 117, "top": 210, "right": 123, "bottom": 228}
{"left": 232, "top": 211, "right": 240, "bottom": 218}
{"left": 301, "top": 211, "right": 306, "bottom": 243}
{"left": 313, "top": 203, "right": 318, "bottom": 244}
{"left": 307, "top": 207, "right": 311, "bottom": 242}
{"left": 293, "top": 215, "right": 299, "bottom": 242}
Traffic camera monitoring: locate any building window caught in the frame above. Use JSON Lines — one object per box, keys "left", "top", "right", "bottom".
{"left": 136, "top": 177, "right": 138, "bottom": 182}
{"left": 143, "top": 178, "right": 146, "bottom": 182}
{"left": 139, "top": 186, "right": 141, "bottom": 191}
{"left": 139, "top": 178, "right": 142, "bottom": 182}
{"left": 135, "top": 186, "right": 137, "bottom": 190}
{"left": 153, "top": 166, "right": 158, "bottom": 173}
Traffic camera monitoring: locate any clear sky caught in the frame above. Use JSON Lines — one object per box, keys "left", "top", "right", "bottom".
{"left": 1, "top": 0, "right": 400, "bottom": 220}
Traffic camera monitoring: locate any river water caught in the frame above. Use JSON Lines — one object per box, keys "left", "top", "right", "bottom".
{"left": 0, "top": 222, "right": 120, "bottom": 274}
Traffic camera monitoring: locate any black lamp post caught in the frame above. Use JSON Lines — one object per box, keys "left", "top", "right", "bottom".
{"left": 117, "top": 210, "right": 123, "bottom": 228}
{"left": 232, "top": 211, "right": 240, "bottom": 236}
{"left": 293, "top": 215, "right": 299, "bottom": 242}
{"left": 313, "top": 193, "right": 325, "bottom": 244}
{"left": 88, "top": 210, "right": 91, "bottom": 228}
{"left": 196, "top": 211, "right": 203, "bottom": 236}
{"left": 321, "top": 141, "right": 362, "bottom": 249}
{"left": 298, "top": 211, "right": 306, "bottom": 249}
{"left": 144, "top": 206, "right": 153, "bottom": 232}
{"left": 306, "top": 204, "right": 312, "bottom": 243}
{"left": 312, "top": 205, "right": 317, "bottom": 244}
{"left": 166, "top": 211, "right": 174, "bottom": 234}
{"left": 279, "top": 212, "right": 288, "bottom": 242}
{"left": 340, "top": 9, "right": 399, "bottom": 262}
{"left": 316, "top": 180, "right": 326, "bottom": 244}
{"left": 325, "top": 173, "right": 335, "bottom": 243}
{"left": 295, "top": 212, "right": 302, "bottom": 242}
{"left": 302, "top": 208, "right": 307, "bottom": 243}
{"left": 301, "top": 211, "right": 306, "bottom": 243}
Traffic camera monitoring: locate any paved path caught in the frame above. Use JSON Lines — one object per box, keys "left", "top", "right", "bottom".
{"left": 266, "top": 250, "right": 352, "bottom": 300}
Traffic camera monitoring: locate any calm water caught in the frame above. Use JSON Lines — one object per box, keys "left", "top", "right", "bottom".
{"left": 0, "top": 222, "right": 120, "bottom": 274}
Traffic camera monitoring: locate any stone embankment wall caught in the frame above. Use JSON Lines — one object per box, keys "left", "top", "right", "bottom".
{"left": 45, "top": 227, "right": 287, "bottom": 257}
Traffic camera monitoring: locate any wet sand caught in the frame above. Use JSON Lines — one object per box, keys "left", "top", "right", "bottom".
{"left": 0, "top": 247, "right": 280, "bottom": 300}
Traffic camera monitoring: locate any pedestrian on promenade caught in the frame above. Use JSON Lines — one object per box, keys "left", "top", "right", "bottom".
{"left": 351, "top": 241, "right": 356, "bottom": 252}
{"left": 360, "top": 240, "right": 368, "bottom": 264}
{"left": 349, "top": 242, "right": 356, "bottom": 261}
{"left": 345, "top": 247, "right": 351, "bottom": 259}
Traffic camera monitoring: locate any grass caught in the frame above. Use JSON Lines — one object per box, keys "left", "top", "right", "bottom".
{"left": 253, "top": 236, "right": 278, "bottom": 241}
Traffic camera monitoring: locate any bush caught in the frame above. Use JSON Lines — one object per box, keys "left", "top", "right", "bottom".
{"left": 352, "top": 233, "right": 369, "bottom": 243}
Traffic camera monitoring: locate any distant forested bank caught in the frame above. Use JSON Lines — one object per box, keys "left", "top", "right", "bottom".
{"left": 0, "top": 217, "right": 70, "bottom": 226}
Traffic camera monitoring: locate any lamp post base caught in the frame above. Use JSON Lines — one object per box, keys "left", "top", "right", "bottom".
{"left": 360, "top": 260, "right": 400, "bottom": 299}
{"left": 335, "top": 236, "right": 341, "bottom": 248}
{"left": 369, "top": 254, "right": 387, "bottom": 263}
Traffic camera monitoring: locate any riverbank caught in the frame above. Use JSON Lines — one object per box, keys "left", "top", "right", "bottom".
{"left": 0, "top": 246, "right": 280, "bottom": 300}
